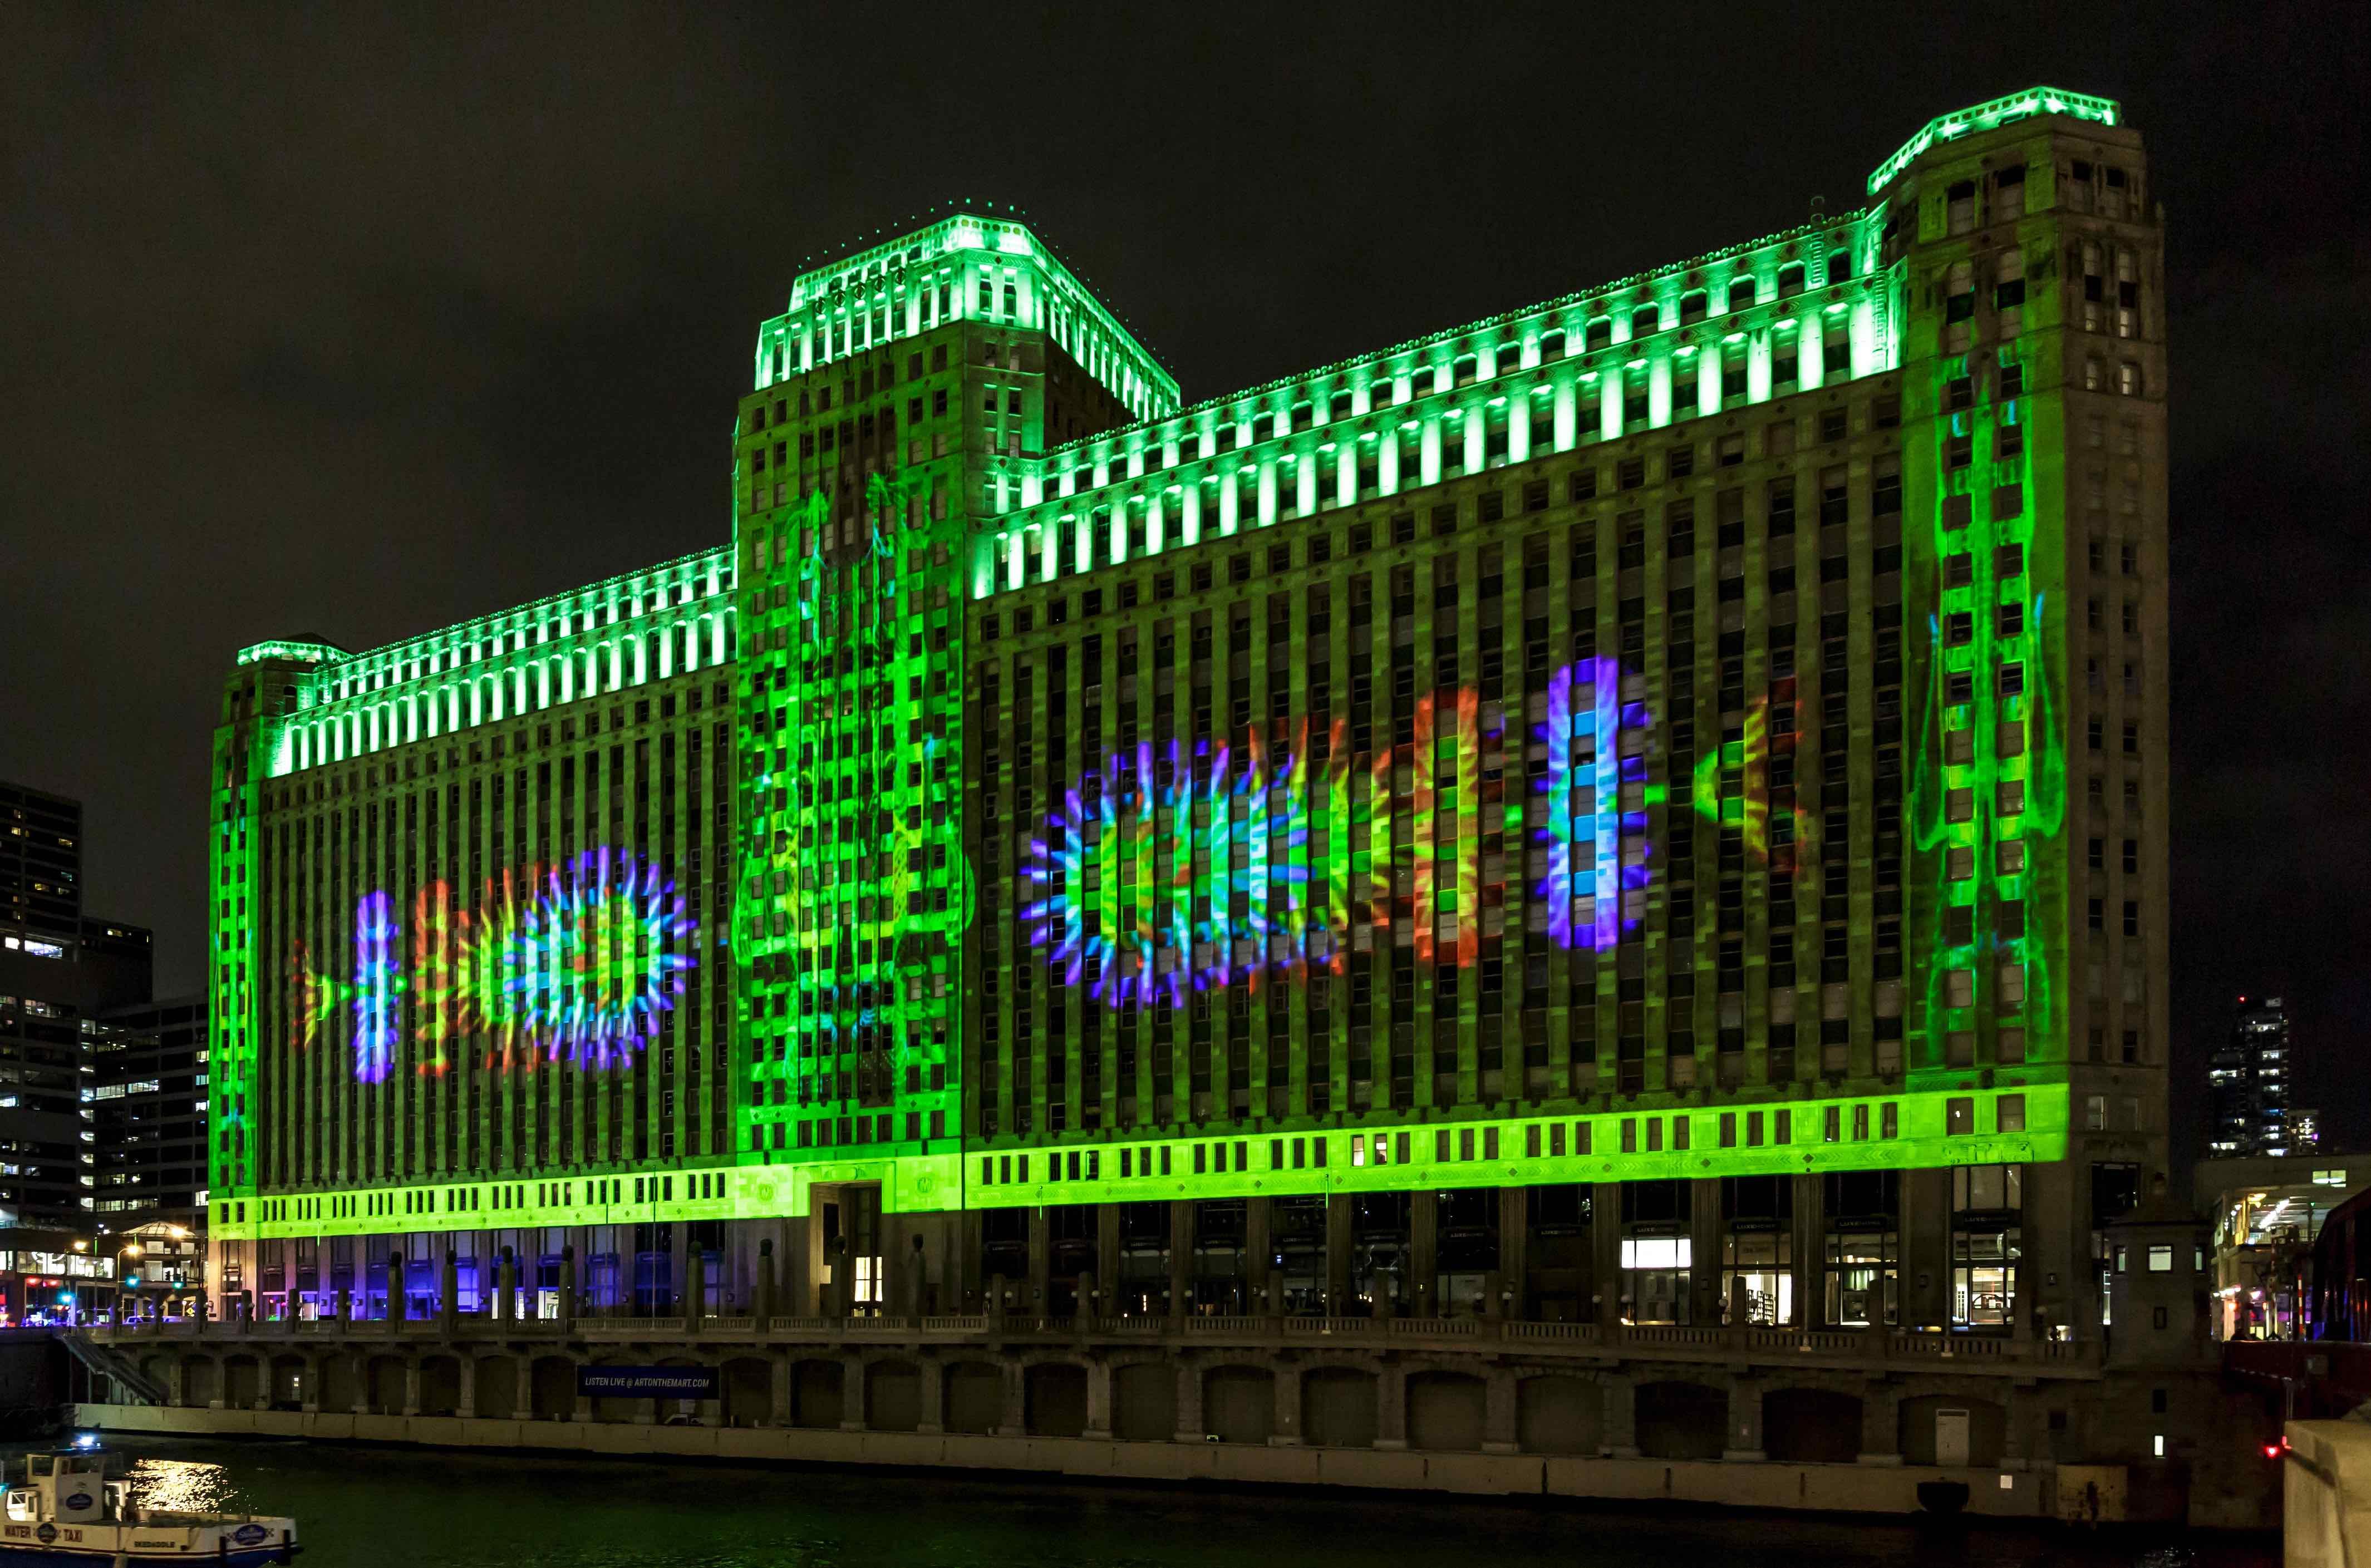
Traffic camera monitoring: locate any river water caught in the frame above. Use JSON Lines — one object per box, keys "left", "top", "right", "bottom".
{"left": 52, "top": 1438, "right": 2272, "bottom": 1568}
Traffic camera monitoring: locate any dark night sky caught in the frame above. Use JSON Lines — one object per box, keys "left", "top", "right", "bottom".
{"left": 4, "top": 5, "right": 2365, "bottom": 1166}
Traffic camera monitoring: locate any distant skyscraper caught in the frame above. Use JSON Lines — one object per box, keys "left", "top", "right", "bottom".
{"left": 0, "top": 781, "right": 153, "bottom": 1226}
{"left": 2286, "top": 1107, "right": 2321, "bottom": 1153}
{"left": 2207, "top": 995, "right": 2291, "bottom": 1157}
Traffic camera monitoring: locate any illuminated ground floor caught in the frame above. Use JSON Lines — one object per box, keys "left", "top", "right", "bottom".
{"left": 204, "top": 1164, "right": 2110, "bottom": 1340}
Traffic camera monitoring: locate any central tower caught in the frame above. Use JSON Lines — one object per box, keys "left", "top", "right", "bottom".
{"left": 730, "top": 211, "right": 1176, "bottom": 1231}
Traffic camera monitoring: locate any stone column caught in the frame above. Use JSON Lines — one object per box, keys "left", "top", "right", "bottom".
{"left": 916, "top": 1357, "right": 945, "bottom": 1434}
{"left": 350, "top": 1350, "right": 372, "bottom": 1417}
{"left": 957, "top": 1210, "right": 985, "bottom": 1310}
{"left": 1903, "top": 1167, "right": 1950, "bottom": 1330}
{"left": 495, "top": 1248, "right": 516, "bottom": 1325}
{"left": 1483, "top": 1368, "right": 1519, "bottom": 1454}
{"left": 387, "top": 1253, "right": 407, "bottom": 1328}
{"left": 1857, "top": 1381, "right": 1902, "bottom": 1464}
{"left": 166, "top": 1358, "right": 186, "bottom": 1407}
{"left": 1601, "top": 1374, "right": 1639, "bottom": 1457}
{"left": 876, "top": 1214, "right": 902, "bottom": 1322}
{"left": 1269, "top": 1363, "right": 1301, "bottom": 1446}
{"left": 996, "top": 1359, "right": 1027, "bottom": 1438}
{"left": 402, "top": 1359, "right": 422, "bottom": 1417}
{"left": 1168, "top": 1201, "right": 1196, "bottom": 1318}
{"left": 685, "top": 1249, "right": 708, "bottom": 1325}
{"left": 904, "top": 1231, "right": 931, "bottom": 1318}
{"left": 1096, "top": 1204, "right": 1121, "bottom": 1314}
{"left": 457, "top": 1353, "right": 477, "bottom": 1418}
{"left": 1172, "top": 1358, "right": 1204, "bottom": 1442}
{"left": 1592, "top": 1183, "right": 1624, "bottom": 1328}
{"left": 1723, "top": 1376, "right": 1765, "bottom": 1460}
{"left": 1792, "top": 1173, "right": 1823, "bottom": 1329}
{"left": 1325, "top": 1195, "right": 1352, "bottom": 1314}
{"left": 769, "top": 1354, "right": 794, "bottom": 1427}
{"left": 1690, "top": 1179, "right": 1723, "bottom": 1327}
{"left": 1499, "top": 1186, "right": 1530, "bottom": 1319}
{"left": 1245, "top": 1197, "right": 1273, "bottom": 1313}
{"left": 439, "top": 1251, "right": 459, "bottom": 1333}
{"left": 299, "top": 1354, "right": 320, "bottom": 1414}
{"left": 840, "top": 1357, "right": 868, "bottom": 1432}
{"left": 784, "top": 1214, "right": 817, "bottom": 1318}
{"left": 1084, "top": 1358, "right": 1114, "bottom": 1440}
{"left": 1026, "top": 1206, "right": 1051, "bottom": 1319}
{"left": 1410, "top": 1191, "right": 1439, "bottom": 1316}
{"left": 755, "top": 1239, "right": 778, "bottom": 1325}
{"left": 1374, "top": 1364, "right": 1408, "bottom": 1449}
{"left": 558, "top": 1249, "right": 578, "bottom": 1333}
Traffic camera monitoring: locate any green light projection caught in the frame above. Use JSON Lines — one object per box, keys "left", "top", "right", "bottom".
{"left": 211, "top": 90, "right": 2122, "bottom": 1244}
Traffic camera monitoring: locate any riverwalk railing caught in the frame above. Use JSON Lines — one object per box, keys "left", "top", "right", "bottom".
{"left": 79, "top": 1310, "right": 2102, "bottom": 1378}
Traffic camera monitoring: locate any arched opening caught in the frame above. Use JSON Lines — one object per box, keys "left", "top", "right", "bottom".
{"left": 1635, "top": 1380, "right": 1727, "bottom": 1462}
{"left": 222, "top": 1355, "right": 260, "bottom": 1411}
{"left": 182, "top": 1358, "right": 219, "bottom": 1409}
{"left": 866, "top": 1361, "right": 921, "bottom": 1432}
{"left": 317, "top": 1355, "right": 357, "bottom": 1415}
{"left": 791, "top": 1359, "right": 843, "bottom": 1429}
{"left": 1302, "top": 1368, "right": 1378, "bottom": 1449}
{"left": 1024, "top": 1363, "right": 1087, "bottom": 1438}
{"left": 268, "top": 1356, "right": 306, "bottom": 1410}
{"left": 529, "top": 1357, "right": 577, "bottom": 1422}
{"left": 943, "top": 1362, "right": 1001, "bottom": 1434}
{"left": 1111, "top": 1363, "right": 1174, "bottom": 1441}
{"left": 417, "top": 1355, "right": 462, "bottom": 1418}
{"left": 1405, "top": 1370, "right": 1485, "bottom": 1452}
{"left": 1202, "top": 1365, "right": 1273, "bottom": 1444}
{"left": 473, "top": 1356, "right": 518, "bottom": 1421}
{"left": 364, "top": 1355, "right": 405, "bottom": 1416}
{"left": 1765, "top": 1387, "right": 1862, "bottom": 1464}
{"left": 1517, "top": 1375, "right": 1603, "bottom": 1454}
{"left": 721, "top": 1358, "right": 771, "bottom": 1428}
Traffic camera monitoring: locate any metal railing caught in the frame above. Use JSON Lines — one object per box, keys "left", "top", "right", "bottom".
{"left": 82, "top": 1311, "right": 2101, "bottom": 1377}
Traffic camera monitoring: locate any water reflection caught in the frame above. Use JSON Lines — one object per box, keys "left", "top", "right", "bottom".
{"left": 4, "top": 1439, "right": 2274, "bottom": 1568}
{"left": 127, "top": 1456, "right": 238, "bottom": 1516}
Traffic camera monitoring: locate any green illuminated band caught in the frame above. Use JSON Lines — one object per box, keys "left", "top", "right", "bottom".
{"left": 213, "top": 1083, "right": 2064, "bottom": 1240}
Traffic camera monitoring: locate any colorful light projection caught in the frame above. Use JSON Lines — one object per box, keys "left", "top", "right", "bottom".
{"left": 1533, "top": 657, "right": 1652, "bottom": 950}
{"left": 1022, "top": 663, "right": 1655, "bottom": 1005}
{"left": 1686, "top": 678, "right": 1809, "bottom": 877}
{"left": 289, "top": 850, "right": 696, "bottom": 1081}
{"left": 1021, "top": 719, "right": 1346, "bottom": 1007}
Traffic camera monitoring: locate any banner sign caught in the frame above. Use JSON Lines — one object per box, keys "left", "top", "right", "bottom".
{"left": 578, "top": 1365, "right": 718, "bottom": 1398}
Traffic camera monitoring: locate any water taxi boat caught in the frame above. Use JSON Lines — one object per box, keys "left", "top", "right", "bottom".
{"left": 0, "top": 1449, "right": 298, "bottom": 1566}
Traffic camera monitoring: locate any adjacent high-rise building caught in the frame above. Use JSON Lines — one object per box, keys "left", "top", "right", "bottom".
{"left": 90, "top": 994, "right": 210, "bottom": 1230}
{"left": 206, "top": 87, "right": 2167, "bottom": 1340}
{"left": 2207, "top": 995, "right": 2292, "bottom": 1158}
{"left": 0, "top": 781, "right": 153, "bottom": 1227}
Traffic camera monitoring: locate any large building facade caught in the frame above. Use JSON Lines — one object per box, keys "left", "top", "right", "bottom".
{"left": 205, "top": 90, "right": 2167, "bottom": 1344}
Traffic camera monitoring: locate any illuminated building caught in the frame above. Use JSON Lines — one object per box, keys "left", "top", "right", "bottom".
{"left": 205, "top": 87, "right": 2169, "bottom": 1349}
{"left": 2208, "top": 995, "right": 2292, "bottom": 1158}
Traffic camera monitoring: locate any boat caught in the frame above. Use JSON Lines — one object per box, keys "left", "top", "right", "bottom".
{"left": 0, "top": 1448, "right": 298, "bottom": 1566}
